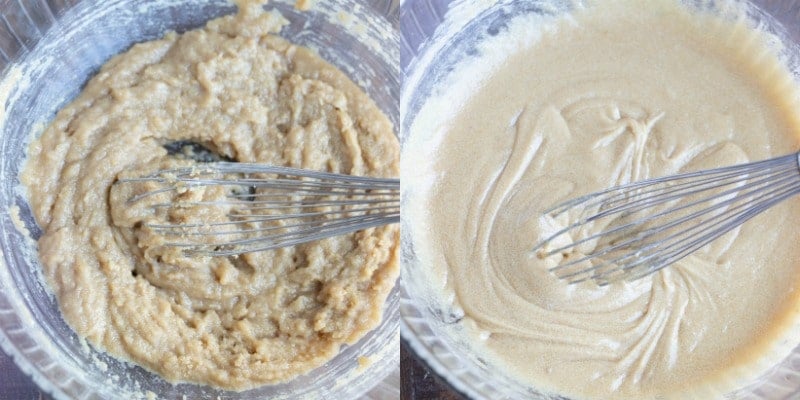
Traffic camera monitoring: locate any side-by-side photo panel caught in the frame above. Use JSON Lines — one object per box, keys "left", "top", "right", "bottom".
{"left": 400, "top": 0, "right": 800, "bottom": 399}
{"left": 0, "top": 1, "right": 399, "bottom": 399}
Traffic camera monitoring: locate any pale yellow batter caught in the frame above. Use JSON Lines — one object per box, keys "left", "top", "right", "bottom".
{"left": 21, "top": 1, "right": 399, "bottom": 391}
{"left": 405, "top": 1, "right": 800, "bottom": 399}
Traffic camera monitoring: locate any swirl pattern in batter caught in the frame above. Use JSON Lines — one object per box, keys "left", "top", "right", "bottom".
{"left": 404, "top": 1, "right": 800, "bottom": 398}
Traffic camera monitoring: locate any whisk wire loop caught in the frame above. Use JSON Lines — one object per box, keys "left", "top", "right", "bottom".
{"left": 535, "top": 151, "right": 800, "bottom": 285}
{"left": 117, "top": 163, "right": 400, "bottom": 256}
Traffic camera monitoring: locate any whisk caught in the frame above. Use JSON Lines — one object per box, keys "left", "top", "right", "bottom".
{"left": 116, "top": 163, "right": 399, "bottom": 256}
{"left": 533, "top": 151, "right": 800, "bottom": 285}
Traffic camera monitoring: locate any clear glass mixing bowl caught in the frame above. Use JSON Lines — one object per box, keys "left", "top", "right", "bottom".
{"left": 400, "top": 1, "right": 800, "bottom": 399}
{"left": 0, "top": 0, "right": 399, "bottom": 399}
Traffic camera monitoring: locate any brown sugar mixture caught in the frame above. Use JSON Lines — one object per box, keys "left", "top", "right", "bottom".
{"left": 21, "top": 1, "right": 398, "bottom": 390}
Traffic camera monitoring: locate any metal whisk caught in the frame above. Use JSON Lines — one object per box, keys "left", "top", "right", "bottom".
{"left": 117, "top": 163, "right": 399, "bottom": 256}
{"left": 533, "top": 151, "right": 800, "bottom": 285}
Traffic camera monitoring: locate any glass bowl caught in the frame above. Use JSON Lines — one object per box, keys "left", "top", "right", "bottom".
{"left": 0, "top": 0, "right": 399, "bottom": 399}
{"left": 400, "top": 0, "right": 800, "bottom": 399}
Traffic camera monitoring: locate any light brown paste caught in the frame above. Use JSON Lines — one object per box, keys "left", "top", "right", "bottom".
{"left": 21, "top": 2, "right": 399, "bottom": 390}
{"left": 405, "top": 1, "right": 800, "bottom": 399}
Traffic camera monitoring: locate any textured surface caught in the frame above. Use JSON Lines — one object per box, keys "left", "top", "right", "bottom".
{"left": 0, "top": 0, "right": 400, "bottom": 399}
{"left": 21, "top": 4, "right": 399, "bottom": 388}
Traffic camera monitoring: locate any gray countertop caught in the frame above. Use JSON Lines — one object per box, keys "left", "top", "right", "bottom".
{"left": 0, "top": 350, "right": 51, "bottom": 400}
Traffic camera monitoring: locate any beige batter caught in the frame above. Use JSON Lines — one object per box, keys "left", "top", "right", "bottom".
{"left": 405, "top": 1, "right": 800, "bottom": 399}
{"left": 21, "top": 1, "right": 399, "bottom": 390}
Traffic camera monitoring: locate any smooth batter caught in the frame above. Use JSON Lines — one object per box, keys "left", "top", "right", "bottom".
{"left": 404, "top": 1, "right": 800, "bottom": 399}
{"left": 21, "top": 1, "right": 399, "bottom": 390}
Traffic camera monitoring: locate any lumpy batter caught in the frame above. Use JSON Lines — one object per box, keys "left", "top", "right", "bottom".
{"left": 404, "top": 1, "right": 800, "bottom": 398}
{"left": 21, "top": 1, "right": 398, "bottom": 390}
